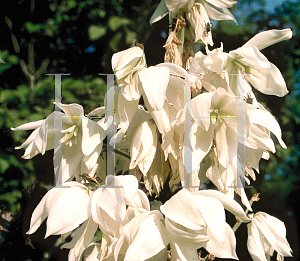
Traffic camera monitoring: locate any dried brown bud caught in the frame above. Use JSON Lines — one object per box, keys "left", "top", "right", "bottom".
{"left": 252, "top": 193, "right": 260, "bottom": 202}
{"left": 135, "top": 41, "right": 144, "bottom": 51}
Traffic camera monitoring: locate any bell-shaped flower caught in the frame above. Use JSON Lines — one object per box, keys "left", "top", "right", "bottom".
{"left": 190, "top": 29, "right": 292, "bottom": 97}
{"left": 129, "top": 120, "right": 158, "bottom": 173}
{"left": 247, "top": 212, "right": 292, "bottom": 261}
{"left": 111, "top": 46, "right": 146, "bottom": 88}
{"left": 27, "top": 182, "right": 91, "bottom": 238}
{"left": 12, "top": 102, "right": 106, "bottom": 184}
{"left": 160, "top": 189, "right": 250, "bottom": 260}
{"left": 179, "top": 87, "right": 250, "bottom": 172}
{"left": 142, "top": 142, "right": 170, "bottom": 196}
{"left": 113, "top": 210, "right": 169, "bottom": 261}
{"left": 150, "top": 0, "right": 236, "bottom": 45}
{"left": 91, "top": 175, "right": 150, "bottom": 238}
{"left": 150, "top": 0, "right": 237, "bottom": 27}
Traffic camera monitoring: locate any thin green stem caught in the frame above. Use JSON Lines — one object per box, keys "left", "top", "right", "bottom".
{"left": 102, "top": 144, "right": 130, "bottom": 159}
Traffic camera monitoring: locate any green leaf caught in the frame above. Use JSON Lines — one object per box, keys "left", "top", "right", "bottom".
{"left": 67, "top": 0, "right": 77, "bottom": 9}
{"left": 0, "top": 158, "right": 10, "bottom": 173}
{"left": 0, "top": 63, "right": 12, "bottom": 74}
{"left": 88, "top": 25, "right": 107, "bottom": 41}
{"left": 108, "top": 16, "right": 132, "bottom": 31}
{"left": 7, "top": 55, "right": 19, "bottom": 65}
{"left": 0, "top": 89, "right": 14, "bottom": 102}
{"left": 109, "top": 31, "right": 123, "bottom": 52}
{"left": 97, "top": 9, "right": 106, "bottom": 18}
{"left": 25, "top": 22, "right": 42, "bottom": 33}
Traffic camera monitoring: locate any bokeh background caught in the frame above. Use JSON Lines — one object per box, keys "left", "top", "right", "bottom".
{"left": 0, "top": 0, "right": 299, "bottom": 260}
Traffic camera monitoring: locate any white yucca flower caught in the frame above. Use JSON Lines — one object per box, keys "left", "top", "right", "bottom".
{"left": 247, "top": 212, "right": 292, "bottom": 261}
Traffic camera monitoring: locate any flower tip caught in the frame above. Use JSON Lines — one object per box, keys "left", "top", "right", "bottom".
{"left": 252, "top": 193, "right": 260, "bottom": 202}
{"left": 11, "top": 127, "right": 15, "bottom": 131}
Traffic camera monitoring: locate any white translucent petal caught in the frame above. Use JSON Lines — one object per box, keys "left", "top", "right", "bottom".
{"left": 81, "top": 117, "right": 106, "bottom": 156}
{"left": 190, "top": 92, "right": 213, "bottom": 131}
{"left": 45, "top": 183, "right": 91, "bottom": 237}
{"left": 249, "top": 106, "right": 286, "bottom": 148}
{"left": 98, "top": 186, "right": 126, "bottom": 222}
{"left": 139, "top": 66, "right": 169, "bottom": 111}
{"left": 160, "top": 189, "right": 206, "bottom": 230}
{"left": 150, "top": 0, "right": 169, "bottom": 24}
{"left": 193, "top": 190, "right": 251, "bottom": 222}
{"left": 242, "top": 29, "right": 293, "bottom": 51}
{"left": 124, "top": 211, "right": 169, "bottom": 261}
{"left": 192, "top": 194, "right": 225, "bottom": 242}
{"left": 205, "top": 223, "right": 238, "bottom": 259}
{"left": 11, "top": 119, "right": 44, "bottom": 131}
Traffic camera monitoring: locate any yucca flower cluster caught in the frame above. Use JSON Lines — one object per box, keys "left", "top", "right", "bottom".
{"left": 12, "top": 0, "right": 293, "bottom": 260}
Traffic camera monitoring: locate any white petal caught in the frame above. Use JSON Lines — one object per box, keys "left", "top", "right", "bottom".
{"left": 205, "top": 0, "right": 237, "bottom": 8}
{"left": 255, "top": 213, "right": 292, "bottom": 257}
{"left": 246, "top": 63, "right": 288, "bottom": 97}
{"left": 86, "top": 106, "right": 105, "bottom": 117}
{"left": 97, "top": 186, "right": 126, "bottom": 222}
{"left": 115, "top": 175, "right": 139, "bottom": 207}
{"left": 202, "top": 1, "right": 237, "bottom": 23}
{"left": 242, "top": 29, "right": 293, "bottom": 51}
{"left": 205, "top": 223, "right": 238, "bottom": 259}
{"left": 139, "top": 66, "right": 169, "bottom": 111}
{"left": 184, "top": 122, "right": 214, "bottom": 174}
{"left": 117, "top": 91, "right": 139, "bottom": 134}
{"left": 130, "top": 120, "right": 157, "bottom": 169}
{"left": 166, "top": 75, "right": 185, "bottom": 111}
{"left": 244, "top": 124, "right": 275, "bottom": 153}
{"left": 133, "top": 189, "right": 151, "bottom": 211}
{"left": 61, "top": 217, "right": 98, "bottom": 258}
{"left": 249, "top": 106, "right": 286, "bottom": 148}
{"left": 54, "top": 142, "right": 83, "bottom": 185}
{"left": 55, "top": 102, "right": 84, "bottom": 122}
{"left": 26, "top": 190, "right": 51, "bottom": 235}
{"left": 192, "top": 194, "right": 225, "bottom": 242}
{"left": 35, "top": 112, "right": 57, "bottom": 155}
{"left": 160, "top": 189, "right": 206, "bottom": 230}
{"left": 11, "top": 119, "right": 44, "bottom": 131}
{"left": 124, "top": 211, "right": 169, "bottom": 261}
{"left": 112, "top": 47, "right": 144, "bottom": 77}
{"left": 81, "top": 117, "right": 106, "bottom": 156}
{"left": 15, "top": 127, "right": 40, "bottom": 150}
{"left": 150, "top": 0, "right": 169, "bottom": 24}
{"left": 121, "top": 72, "right": 143, "bottom": 101}
{"left": 215, "top": 123, "right": 237, "bottom": 168}
{"left": 247, "top": 220, "right": 268, "bottom": 261}
{"left": 234, "top": 46, "right": 270, "bottom": 69}
{"left": 165, "top": 218, "right": 209, "bottom": 249}
{"left": 193, "top": 190, "right": 251, "bottom": 222}
{"left": 169, "top": 241, "right": 200, "bottom": 261}
{"left": 45, "top": 182, "right": 91, "bottom": 237}
{"left": 190, "top": 92, "right": 213, "bottom": 131}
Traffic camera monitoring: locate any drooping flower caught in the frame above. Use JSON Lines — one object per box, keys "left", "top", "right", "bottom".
{"left": 150, "top": 0, "right": 237, "bottom": 45}
{"left": 247, "top": 212, "right": 292, "bottom": 261}
{"left": 160, "top": 189, "right": 250, "bottom": 260}
{"left": 189, "top": 29, "right": 292, "bottom": 97}
{"left": 27, "top": 182, "right": 91, "bottom": 238}
{"left": 113, "top": 210, "right": 169, "bottom": 261}
{"left": 91, "top": 175, "right": 150, "bottom": 238}
{"left": 12, "top": 102, "right": 106, "bottom": 184}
